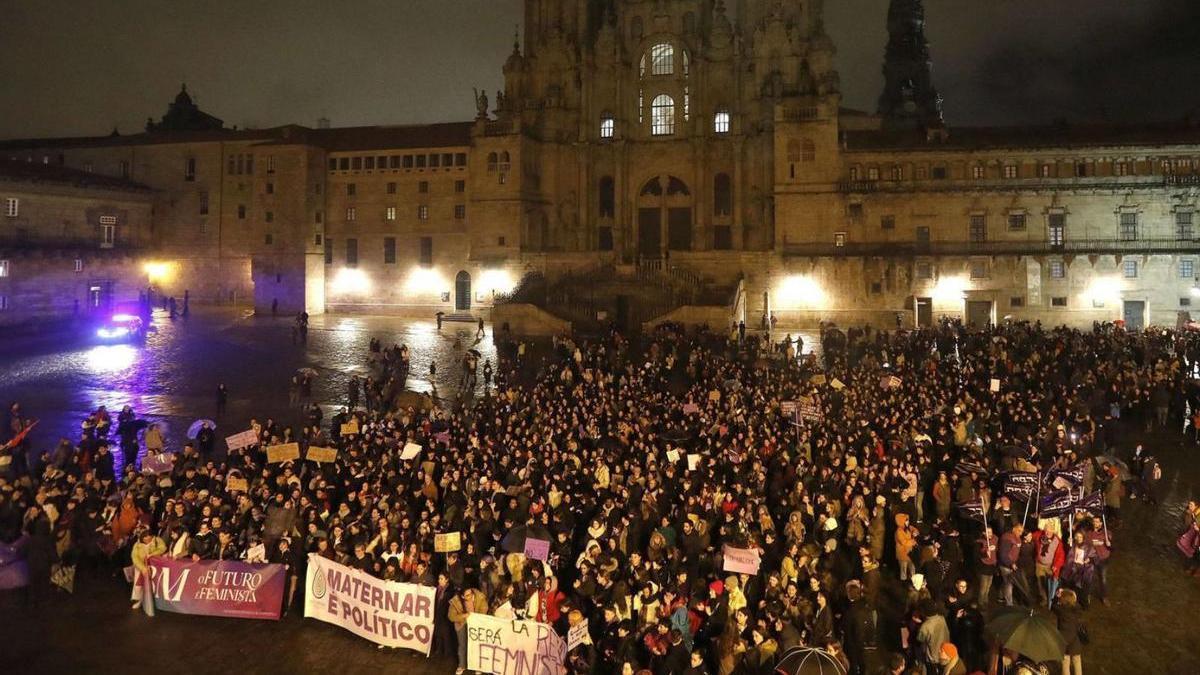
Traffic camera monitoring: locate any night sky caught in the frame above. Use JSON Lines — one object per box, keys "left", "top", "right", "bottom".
{"left": 1, "top": 0, "right": 1197, "bottom": 139}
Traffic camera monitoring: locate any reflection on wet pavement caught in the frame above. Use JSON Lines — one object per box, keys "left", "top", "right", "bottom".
{"left": 0, "top": 308, "right": 497, "bottom": 467}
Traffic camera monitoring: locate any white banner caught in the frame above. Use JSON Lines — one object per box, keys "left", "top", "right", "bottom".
{"left": 225, "top": 429, "right": 258, "bottom": 451}
{"left": 467, "top": 614, "right": 565, "bottom": 675}
{"left": 304, "top": 554, "right": 435, "bottom": 655}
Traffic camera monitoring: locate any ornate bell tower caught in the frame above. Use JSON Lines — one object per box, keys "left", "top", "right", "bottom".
{"left": 877, "top": 0, "right": 944, "bottom": 130}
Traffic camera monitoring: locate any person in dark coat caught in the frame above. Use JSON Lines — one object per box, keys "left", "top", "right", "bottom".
{"left": 23, "top": 504, "right": 58, "bottom": 607}
{"left": 657, "top": 629, "right": 691, "bottom": 675}
{"left": 1054, "top": 589, "right": 1086, "bottom": 675}
{"left": 432, "top": 572, "right": 456, "bottom": 658}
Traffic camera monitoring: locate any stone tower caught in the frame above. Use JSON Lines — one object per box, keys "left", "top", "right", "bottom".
{"left": 877, "top": 0, "right": 943, "bottom": 130}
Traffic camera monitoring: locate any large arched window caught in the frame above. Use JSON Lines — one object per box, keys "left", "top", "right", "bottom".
{"left": 600, "top": 114, "right": 615, "bottom": 139}
{"left": 641, "top": 42, "right": 675, "bottom": 77}
{"left": 651, "top": 95, "right": 675, "bottom": 136}
{"left": 714, "top": 173, "right": 732, "bottom": 216}
{"left": 599, "top": 176, "right": 615, "bottom": 218}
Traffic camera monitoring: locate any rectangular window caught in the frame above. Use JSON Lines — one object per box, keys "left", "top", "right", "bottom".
{"left": 385, "top": 207, "right": 397, "bottom": 221}
{"left": 1049, "top": 260, "right": 1065, "bottom": 278}
{"left": 1181, "top": 259, "right": 1194, "bottom": 279}
{"left": 185, "top": 157, "right": 196, "bottom": 181}
{"left": 1176, "top": 211, "right": 1194, "bottom": 240}
{"left": 849, "top": 167, "right": 859, "bottom": 181}
{"left": 264, "top": 233, "right": 273, "bottom": 245}
{"left": 389, "top": 156, "right": 400, "bottom": 169}
{"left": 84, "top": 161, "right": 93, "bottom": 173}
{"left": 1123, "top": 260, "right": 1138, "bottom": 278}
{"left": 1010, "top": 296, "right": 1025, "bottom": 307}
{"left": 339, "top": 157, "right": 350, "bottom": 171}
{"left": 419, "top": 236, "right": 433, "bottom": 266}
{"left": 455, "top": 153, "right": 467, "bottom": 166}
{"left": 916, "top": 261, "right": 933, "bottom": 280}
{"left": 101, "top": 224, "right": 115, "bottom": 247}
{"left": 1008, "top": 213, "right": 1027, "bottom": 231}
{"left": 387, "top": 182, "right": 396, "bottom": 194}
{"left": 1003, "top": 165, "right": 1018, "bottom": 179}
{"left": 347, "top": 183, "right": 356, "bottom": 196}
{"left": 1051, "top": 296, "right": 1068, "bottom": 307}
{"left": 403, "top": 155, "right": 414, "bottom": 169}
{"left": 429, "top": 154, "right": 440, "bottom": 168}
{"left": 237, "top": 205, "right": 246, "bottom": 219}
{"left": 454, "top": 204, "right": 466, "bottom": 220}
{"left": 265, "top": 211, "right": 274, "bottom": 223}
{"left": 329, "top": 158, "right": 338, "bottom": 171}
{"left": 229, "top": 156, "right": 237, "bottom": 174}
{"left": 351, "top": 157, "right": 362, "bottom": 170}
{"left": 834, "top": 232, "right": 846, "bottom": 247}
{"left": 346, "top": 238, "right": 358, "bottom": 266}
{"left": 384, "top": 237, "right": 396, "bottom": 264}
{"left": 847, "top": 203, "right": 864, "bottom": 220}
{"left": 972, "top": 165, "right": 985, "bottom": 179}
{"left": 267, "top": 155, "right": 276, "bottom": 174}
{"left": 365, "top": 157, "right": 375, "bottom": 170}
{"left": 969, "top": 214, "right": 987, "bottom": 242}
{"left": 1049, "top": 212, "right": 1065, "bottom": 246}
{"left": 889, "top": 166, "right": 903, "bottom": 181}
{"left": 245, "top": 155, "right": 253, "bottom": 174}
{"left": 916, "top": 226, "right": 931, "bottom": 244}
{"left": 881, "top": 215, "right": 895, "bottom": 230}
{"left": 1116, "top": 161, "right": 1128, "bottom": 176}
{"left": 346, "top": 207, "right": 356, "bottom": 221}
{"left": 442, "top": 153, "right": 453, "bottom": 167}
{"left": 932, "top": 166, "right": 948, "bottom": 180}
{"left": 418, "top": 181, "right": 429, "bottom": 193}
{"left": 324, "top": 238, "right": 333, "bottom": 264}
{"left": 1182, "top": 297, "right": 1192, "bottom": 307}
{"left": 970, "top": 259, "right": 989, "bottom": 279}
{"left": 266, "top": 182, "right": 274, "bottom": 195}
{"left": 867, "top": 167, "right": 880, "bottom": 181}
{"left": 416, "top": 155, "right": 427, "bottom": 168}
{"left": 0, "top": 260, "right": 7, "bottom": 277}
{"left": 417, "top": 205, "right": 429, "bottom": 220}
{"left": 713, "top": 225, "right": 732, "bottom": 250}
{"left": 74, "top": 258, "right": 83, "bottom": 273}
{"left": 315, "top": 211, "right": 323, "bottom": 224}
{"left": 1120, "top": 212, "right": 1138, "bottom": 241}
{"left": 1040, "top": 164, "right": 1052, "bottom": 178}
{"left": 0, "top": 296, "right": 7, "bottom": 311}
{"left": 455, "top": 180, "right": 466, "bottom": 193}
{"left": 4, "top": 198, "right": 18, "bottom": 217}
{"left": 378, "top": 156, "right": 388, "bottom": 169}
{"left": 120, "top": 160, "right": 130, "bottom": 179}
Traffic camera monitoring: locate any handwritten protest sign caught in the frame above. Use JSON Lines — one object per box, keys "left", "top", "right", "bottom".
{"left": 265, "top": 443, "right": 300, "bottom": 464}
{"left": 682, "top": 403, "right": 700, "bottom": 415}
{"left": 467, "top": 614, "right": 565, "bottom": 675}
{"left": 340, "top": 420, "right": 359, "bottom": 436}
{"left": 880, "top": 375, "right": 901, "bottom": 389}
{"left": 830, "top": 378, "right": 845, "bottom": 390}
{"left": 523, "top": 538, "right": 550, "bottom": 562}
{"left": 434, "top": 532, "right": 462, "bottom": 553}
{"left": 665, "top": 449, "right": 681, "bottom": 463}
{"left": 305, "top": 554, "right": 435, "bottom": 654}
{"left": 797, "top": 397, "right": 824, "bottom": 422}
{"left": 722, "top": 545, "right": 761, "bottom": 574}
{"left": 226, "top": 476, "right": 249, "bottom": 492}
{"left": 225, "top": 430, "right": 259, "bottom": 451}
{"left": 401, "top": 443, "right": 422, "bottom": 460}
{"left": 687, "top": 454, "right": 700, "bottom": 471}
{"left": 809, "top": 373, "right": 827, "bottom": 385}
{"left": 306, "top": 446, "right": 338, "bottom": 463}
{"left": 142, "top": 453, "right": 174, "bottom": 475}
{"left": 567, "top": 619, "right": 590, "bottom": 652}
{"left": 990, "top": 378, "right": 1001, "bottom": 393}
{"left": 780, "top": 401, "right": 798, "bottom": 417}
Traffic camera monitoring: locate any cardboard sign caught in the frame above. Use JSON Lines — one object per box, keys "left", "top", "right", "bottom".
{"left": 990, "top": 378, "right": 1001, "bottom": 393}
{"left": 265, "top": 442, "right": 300, "bottom": 464}
{"left": 687, "top": 454, "right": 700, "bottom": 471}
{"left": 722, "top": 545, "right": 761, "bottom": 575}
{"left": 340, "top": 420, "right": 360, "bottom": 436}
{"left": 665, "top": 449, "right": 681, "bottom": 463}
{"left": 523, "top": 538, "right": 550, "bottom": 562}
{"left": 434, "top": 532, "right": 462, "bottom": 553}
{"left": 467, "top": 614, "right": 565, "bottom": 675}
{"left": 226, "top": 476, "right": 249, "bottom": 492}
{"left": 401, "top": 443, "right": 423, "bottom": 460}
{"left": 682, "top": 403, "right": 700, "bottom": 415}
{"left": 809, "top": 373, "right": 827, "bottom": 385}
{"left": 780, "top": 401, "right": 798, "bottom": 416}
{"left": 830, "top": 378, "right": 845, "bottom": 390}
{"left": 797, "top": 396, "right": 824, "bottom": 422}
{"left": 306, "top": 446, "right": 338, "bottom": 463}
{"left": 567, "top": 619, "right": 590, "bottom": 652}
{"left": 305, "top": 555, "right": 435, "bottom": 654}
{"left": 881, "top": 375, "right": 901, "bottom": 389}
{"left": 225, "top": 429, "right": 259, "bottom": 451}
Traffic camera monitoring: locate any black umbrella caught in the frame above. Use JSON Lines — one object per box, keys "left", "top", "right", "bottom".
{"left": 774, "top": 647, "right": 847, "bottom": 675}
{"left": 986, "top": 607, "right": 1066, "bottom": 664}
{"left": 500, "top": 524, "right": 551, "bottom": 554}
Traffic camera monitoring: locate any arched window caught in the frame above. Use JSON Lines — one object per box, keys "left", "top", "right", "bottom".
{"left": 642, "top": 43, "right": 674, "bottom": 77}
{"left": 651, "top": 95, "right": 675, "bottom": 136}
{"left": 487, "top": 152, "right": 498, "bottom": 172}
{"left": 499, "top": 151, "right": 511, "bottom": 170}
{"left": 599, "top": 176, "right": 615, "bottom": 218}
{"left": 667, "top": 176, "right": 690, "bottom": 196}
{"left": 682, "top": 50, "right": 690, "bottom": 77}
{"left": 714, "top": 173, "right": 732, "bottom": 216}
{"left": 714, "top": 109, "right": 730, "bottom": 134}
{"left": 640, "top": 177, "right": 663, "bottom": 196}
{"left": 600, "top": 114, "right": 615, "bottom": 139}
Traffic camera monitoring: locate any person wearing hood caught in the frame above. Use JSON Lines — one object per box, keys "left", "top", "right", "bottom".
{"left": 895, "top": 513, "right": 917, "bottom": 581}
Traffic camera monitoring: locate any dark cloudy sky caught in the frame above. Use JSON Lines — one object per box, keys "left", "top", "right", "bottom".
{"left": 1, "top": 0, "right": 1197, "bottom": 139}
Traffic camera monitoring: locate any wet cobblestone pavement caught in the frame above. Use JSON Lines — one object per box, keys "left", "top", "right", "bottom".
{"left": 0, "top": 312, "right": 1197, "bottom": 674}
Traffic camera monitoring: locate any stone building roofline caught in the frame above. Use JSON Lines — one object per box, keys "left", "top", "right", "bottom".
{"left": 843, "top": 120, "right": 1200, "bottom": 152}
{"left": 0, "top": 158, "right": 153, "bottom": 193}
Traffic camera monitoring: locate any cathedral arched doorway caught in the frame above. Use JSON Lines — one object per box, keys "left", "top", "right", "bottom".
{"left": 636, "top": 175, "right": 692, "bottom": 257}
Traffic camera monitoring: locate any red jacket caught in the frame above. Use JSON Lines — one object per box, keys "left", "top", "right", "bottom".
{"left": 1032, "top": 531, "right": 1065, "bottom": 578}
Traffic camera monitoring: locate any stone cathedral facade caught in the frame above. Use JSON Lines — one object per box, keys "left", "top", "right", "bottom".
{"left": 3, "top": 0, "right": 1199, "bottom": 330}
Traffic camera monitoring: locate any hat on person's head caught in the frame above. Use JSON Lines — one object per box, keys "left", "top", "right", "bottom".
{"left": 708, "top": 580, "right": 725, "bottom": 596}
{"left": 940, "top": 642, "right": 959, "bottom": 661}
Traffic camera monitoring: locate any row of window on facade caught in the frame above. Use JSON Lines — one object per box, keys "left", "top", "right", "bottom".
{"left": 342, "top": 205, "right": 466, "bottom": 222}
{"left": 329, "top": 153, "right": 467, "bottom": 173}
{"left": 849, "top": 207, "right": 1194, "bottom": 242}
{"left": 597, "top": 107, "right": 731, "bottom": 139}
{"left": 849, "top": 157, "right": 1199, "bottom": 182}
{"left": 911, "top": 256, "right": 1194, "bottom": 283}
{"left": 324, "top": 236, "right": 434, "bottom": 267}
{"left": 0, "top": 257, "right": 105, "bottom": 279}
{"left": 4, "top": 199, "right": 119, "bottom": 246}
{"left": 343, "top": 180, "right": 465, "bottom": 196}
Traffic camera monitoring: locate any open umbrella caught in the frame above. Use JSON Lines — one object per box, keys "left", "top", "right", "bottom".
{"left": 1094, "top": 454, "right": 1131, "bottom": 481}
{"left": 297, "top": 367, "right": 319, "bottom": 378}
{"left": 774, "top": 647, "right": 848, "bottom": 675}
{"left": 186, "top": 419, "right": 216, "bottom": 439}
{"left": 986, "top": 607, "right": 1066, "bottom": 664}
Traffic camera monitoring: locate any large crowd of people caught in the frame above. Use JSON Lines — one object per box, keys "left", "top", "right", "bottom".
{"left": 3, "top": 318, "right": 1200, "bottom": 675}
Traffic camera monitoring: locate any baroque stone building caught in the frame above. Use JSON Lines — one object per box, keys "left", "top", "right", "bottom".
{"left": 3, "top": 0, "right": 1199, "bottom": 330}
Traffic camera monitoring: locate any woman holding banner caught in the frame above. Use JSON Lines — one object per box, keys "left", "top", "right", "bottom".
{"left": 129, "top": 528, "right": 164, "bottom": 611}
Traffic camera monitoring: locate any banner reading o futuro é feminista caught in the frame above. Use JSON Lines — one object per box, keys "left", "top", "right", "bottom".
{"left": 147, "top": 556, "right": 285, "bottom": 620}
{"left": 304, "top": 553, "right": 436, "bottom": 655}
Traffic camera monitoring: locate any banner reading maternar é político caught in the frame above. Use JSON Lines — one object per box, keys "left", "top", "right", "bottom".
{"left": 304, "top": 553, "right": 435, "bottom": 655}
{"left": 467, "top": 614, "right": 566, "bottom": 675}
{"left": 146, "top": 556, "right": 284, "bottom": 620}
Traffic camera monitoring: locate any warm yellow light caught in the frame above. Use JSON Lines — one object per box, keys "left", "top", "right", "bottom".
{"left": 143, "top": 261, "right": 176, "bottom": 283}
{"left": 775, "top": 275, "right": 826, "bottom": 308}
{"left": 1087, "top": 277, "right": 1121, "bottom": 304}
{"left": 404, "top": 267, "right": 445, "bottom": 294}
{"left": 478, "top": 269, "right": 515, "bottom": 296}
{"left": 331, "top": 268, "right": 371, "bottom": 294}
{"left": 932, "top": 276, "right": 967, "bottom": 301}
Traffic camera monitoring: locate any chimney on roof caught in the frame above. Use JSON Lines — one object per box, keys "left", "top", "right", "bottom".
{"left": 317, "top": 117, "right": 331, "bottom": 129}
